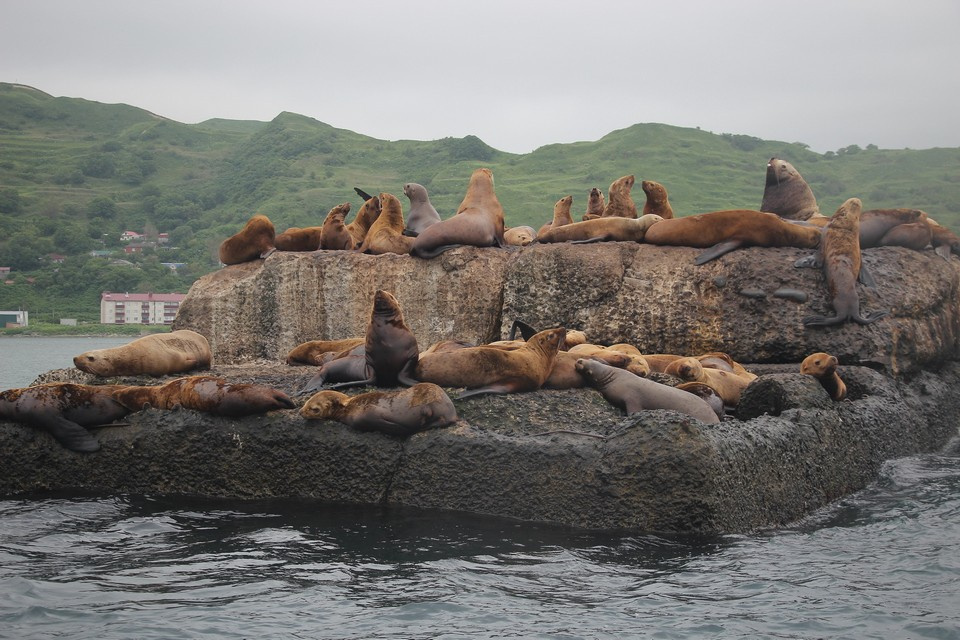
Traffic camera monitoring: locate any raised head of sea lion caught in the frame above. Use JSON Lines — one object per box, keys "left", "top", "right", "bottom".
{"left": 74, "top": 330, "right": 212, "bottom": 377}
{"left": 345, "top": 196, "right": 382, "bottom": 249}
{"left": 760, "top": 158, "right": 820, "bottom": 221}
{"left": 641, "top": 180, "right": 674, "bottom": 219}
{"left": 800, "top": 352, "right": 847, "bottom": 401}
{"left": 504, "top": 226, "right": 537, "bottom": 246}
{"left": 0, "top": 383, "right": 130, "bottom": 452}
{"left": 602, "top": 175, "right": 637, "bottom": 218}
{"left": 358, "top": 193, "right": 415, "bottom": 255}
{"left": 538, "top": 195, "right": 575, "bottom": 236}
{"left": 318, "top": 202, "right": 355, "bottom": 251}
{"left": 582, "top": 187, "right": 605, "bottom": 221}
{"left": 411, "top": 168, "right": 506, "bottom": 259}
{"left": 402, "top": 182, "right": 442, "bottom": 237}
{"left": 112, "top": 376, "right": 295, "bottom": 417}
{"left": 300, "top": 383, "right": 458, "bottom": 436}
{"left": 575, "top": 358, "right": 719, "bottom": 424}
{"left": 218, "top": 214, "right": 276, "bottom": 265}
{"left": 535, "top": 214, "right": 662, "bottom": 244}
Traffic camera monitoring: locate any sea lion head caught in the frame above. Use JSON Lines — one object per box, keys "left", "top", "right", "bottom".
{"left": 504, "top": 226, "right": 536, "bottom": 246}
{"left": 670, "top": 357, "right": 704, "bottom": 381}
{"left": 529, "top": 327, "right": 566, "bottom": 358}
{"left": 828, "top": 198, "right": 863, "bottom": 229}
{"left": 73, "top": 351, "right": 112, "bottom": 376}
{"left": 403, "top": 183, "right": 428, "bottom": 203}
{"left": 641, "top": 180, "right": 666, "bottom": 201}
{"left": 372, "top": 289, "right": 402, "bottom": 317}
{"left": 801, "top": 352, "right": 839, "bottom": 377}
{"left": 378, "top": 192, "right": 404, "bottom": 220}
{"left": 300, "top": 390, "right": 348, "bottom": 420}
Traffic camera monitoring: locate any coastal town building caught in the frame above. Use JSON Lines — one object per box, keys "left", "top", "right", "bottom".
{"left": 0, "top": 310, "right": 28, "bottom": 328}
{"left": 99, "top": 292, "right": 186, "bottom": 325}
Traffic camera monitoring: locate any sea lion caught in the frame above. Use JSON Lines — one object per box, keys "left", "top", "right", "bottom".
{"left": 582, "top": 187, "right": 605, "bottom": 221}
{"left": 218, "top": 214, "right": 276, "bottom": 265}
{"left": 601, "top": 175, "right": 637, "bottom": 218}
{"left": 358, "top": 193, "right": 415, "bottom": 255}
{"left": 927, "top": 218, "right": 960, "bottom": 259}
{"left": 112, "top": 376, "right": 295, "bottom": 416}
{"left": 760, "top": 158, "right": 821, "bottom": 222}
{"left": 73, "top": 330, "right": 212, "bottom": 377}
{"left": 275, "top": 225, "right": 323, "bottom": 252}
{"left": 507, "top": 319, "right": 586, "bottom": 350}
{"left": 286, "top": 338, "right": 365, "bottom": 365}
{"left": 797, "top": 197, "right": 889, "bottom": 327}
{"left": 345, "top": 196, "right": 382, "bottom": 248}
{"left": 575, "top": 358, "right": 719, "bottom": 424}
{"left": 542, "top": 350, "right": 637, "bottom": 389}
{"left": 643, "top": 353, "right": 685, "bottom": 373}
{"left": 566, "top": 344, "right": 649, "bottom": 377}
{"left": 414, "top": 327, "right": 565, "bottom": 398}
{"left": 695, "top": 352, "right": 757, "bottom": 380}
{"left": 641, "top": 180, "right": 674, "bottom": 219}
{"left": 643, "top": 209, "right": 822, "bottom": 265}
{"left": 412, "top": 168, "right": 506, "bottom": 259}
{"left": 662, "top": 357, "right": 750, "bottom": 407}
{"left": 538, "top": 195, "right": 575, "bottom": 236}
{"left": 535, "top": 214, "right": 662, "bottom": 244}
{"left": 504, "top": 226, "right": 537, "bottom": 246}
{"left": 302, "top": 290, "right": 419, "bottom": 393}
{"left": 858, "top": 208, "right": 929, "bottom": 249}
{"left": 300, "top": 383, "right": 458, "bottom": 436}
{"left": 318, "top": 202, "right": 355, "bottom": 251}
{"left": 676, "top": 382, "right": 726, "bottom": 421}
{"left": 800, "top": 352, "right": 847, "bottom": 401}
{"left": 0, "top": 383, "right": 130, "bottom": 452}
{"left": 402, "top": 182, "right": 442, "bottom": 236}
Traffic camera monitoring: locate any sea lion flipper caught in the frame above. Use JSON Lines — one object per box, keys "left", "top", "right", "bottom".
{"left": 935, "top": 245, "right": 953, "bottom": 261}
{"left": 396, "top": 362, "right": 419, "bottom": 388}
{"left": 402, "top": 228, "right": 419, "bottom": 238}
{"left": 694, "top": 240, "right": 743, "bottom": 265}
{"left": 858, "top": 264, "right": 878, "bottom": 289}
{"left": 508, "top": 320, "right": 538, "bottom": 342}
{"left": 326, "top": 377, "right": 376, "bottom": 391}
{"left": 456, "top": 384, "right": 513, "bottom": 399}
{"left": 569, "top": 237, "right": 606, "bottom": 245}
{"left": 354, "top": 187, "right": 374, "bottom": 201}
{"left": 41, "top": 416, "right": 101, "bottom": 453}
{"left": 855, "top": 309, "right": 890, "bottom": 325}
{"left": 794, "top": 254, "right": 820, "bottom": 269}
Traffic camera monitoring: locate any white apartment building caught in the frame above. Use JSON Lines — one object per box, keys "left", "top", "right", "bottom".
{"left": 100, "top": 292, "right": 186, "bottom": 325}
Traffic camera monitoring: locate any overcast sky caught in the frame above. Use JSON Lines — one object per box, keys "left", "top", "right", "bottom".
{"left": 2, "top": 0, "right": 958, "bottom": 154}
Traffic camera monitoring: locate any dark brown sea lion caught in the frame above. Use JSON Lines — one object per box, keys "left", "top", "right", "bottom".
{"left": 504, "top": 226, "right": 537, "bottom": 246}
{"left": 663, "top": 357, "right": 751, "bottom": 407}
{"left": 0, "top": 383, "right": 130, "bottom": 452}
{"left": 643, "top": 209, "right": 822, "bottom": 265}
{"left": 345, "top": 197, "right": 382, "bottom": 249}
{"left": 275, "top": 225, "right": 323, "bottom": 252}
{"left": 112, "top": 376, "right": 295, "bottom": 416}
{"left": 535, "top": 214, "right": 662, "bottom": 244}
{"left": 800, "top": 352, "right": 847, "bottom": 401}
{"left": 601, "top": 175, "right": 637, "bottom": 218}
{"left": 300, "top": 383, "right": 458, "bottom": 436}
{"left": 358, "top": 193, "right": 415, "bottom": 255}
{"left": 858, "top": 208, "right": 929, "bottom": 249}
{"left": 218, "top": 214, "right": 276, "bottom": 265}
{"left": 575, "top": 358, "right": 719, "bottom": 424}
{"left": 676, "top": 382, "right": 725, "bottom": 421}
{"left": 414, "top": 327, "right": 565, "bottom": 398}
{"left": 538, "top": 195, "right": 575, "bottom": 236}
{"left": 318, "top": 203, "right": 355, "bottom": 250}
{"left": 411, "top": 168, "right": 506, "bottom": 259}
{"left": 286, "top": 338, "right": 365, "bottom": 365}
{"left": 582, "top": 187, "right": 605, "bottom": 221}
{"left": 74, "top": 330, "right": 212, "bottom": 377}
{"left": 797, "top": 197, "right": 889, "bottom": 327}
{"left": 402, "top": 182, "right": 442, "bottom": 236}
{"left": 760, "top": 158, "right": 821, "bottom": 222}
{"left": 641, "top": 180, "right": 674, "bottom": 219}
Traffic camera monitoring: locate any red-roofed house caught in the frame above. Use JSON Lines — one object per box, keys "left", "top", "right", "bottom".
{"left": 100, "top": 292, "right": 187, "bottom": 325}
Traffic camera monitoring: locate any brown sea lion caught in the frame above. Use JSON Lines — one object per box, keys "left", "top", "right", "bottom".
{"left": 74, "top": 330, "right": 212, "bottom": 377}
{"left": 582, "top": 187, "right": 605, "bottom": 221}
{"left": 663, "top": 357, "right": 750, "bottom": 407}
{"left": 858, "top": 209, "right": 929, "bottom": 249}
{"left": 414, "top": 327, "right": 565, "bottom": 398}
{"left": 643, "top": 353, "right": 685, "bottom": 373}
{"left": 302, "top": 290, "right": 420, "bottom": 393}
{"left": 641, "top": 180, "right": 674, "bottom": 219}
{"left": 535, "top": 214, "right": 662, "bottom": 244}
{"left": 218, "top": 214, "right": 276, "bottom": 265}
{"left": 676, "top": 382, "right": 726, "bottom": 421}
{"left": 542, "top": 350, "right": 637, "bottom": 389}
{"left": 300, "top": 383, "right": 458, "bottom": 436}
{"left": 538, "top": 195, "right": 575, "bottom": 236}
{"left": 318, "top": 203, "right": 355, "bottom": 251}
{"left": 504, "top": 226, "right": 537, "bottom": 246}
{"left": 275, "top": 225, "right": 323, "bottom": 252}
{"left": 507, "top": 319, "right": 586, "bottom": 350}
{"left": 760, "top": 158, "right": 821, "bottom": 222}
{"left": 800, "top": 352, "right": 847, "bottom": 401}
{"left": 345, "top": 197, "right": 382, "bottom": 248}
{"left": 927, "top": 218, "right": 960, "bottom": 259}
{"left": 286, "top": 338, "right": 365, "bottom": 366}
{"left": 112, "top": 376, "right": 295, "bottom": 416}
{"left": 643, "top": 209, "right": 822, "bottom": 265}
{"left": 797, "top": 198, "right": 889, "bottom": 327}
{"left": 695, "top": 352, "right": 757, "bottom": 381}
{"left": 602, "top": 175, "right": 637, "bottom": 218}
{"left": 411, "top": 168, "right": 506, "bottom": 259}
{"left": 0, "top": 383, "right": 130, "bottom": 452}
{"left": 358, "top": 193, "right": 415, "bottom": 255}
{"left": 566, "top": 344, "right": 649, "bottom": 377}
{"left": 575, "top": 358, "right": 719, "bottom": 424}
{"left": 402, "top": 182, "right": 442, "bottom": 236}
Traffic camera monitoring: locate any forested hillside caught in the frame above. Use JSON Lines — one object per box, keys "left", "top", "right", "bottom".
{"left": 1, "top": 82, "right": 958, "bottom": 322}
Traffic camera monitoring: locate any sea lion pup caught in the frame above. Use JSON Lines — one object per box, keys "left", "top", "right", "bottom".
{"left": 504, "top": 225, "right": 537, "bottom": 246}
{"left": 641, "top": 180, "right": 674, "bottom": 219}
{"left": 358, "top": 193, "right": 415, "bottom": 255}
{"left": 601, "top": 175, "right": 637, "bottom": 218}
{"left": 582, "top": 187, "right": 605, "bottom": 221}
{"left": 0, "top": 383, "right": 130, "bottom": 452}
{"left": 797, "top": 197, "right": 889, "bottom": 327}
{"left": 857, "top": 208, "right": 929, "bottom": 249}
{"left": 286, "top": 338, "right": 365, "bottom": 365}
{"left": 411, "top": 167, "right": 506, "bottom": 259}
{"left": 538, "top": 195, "right": 575, "bottom": 236}
{"left": 218, "top": 214, "right": 276, "bottom": 265}
{"left": 760, "top": 157, "right": 821, "bottom": 222}
{"left": 74, "top": 330, "right": 212, "bottom": 377}
{"left": 402, "top": 182, "right": 442, "bottom": 237}
{"left": 535, "top": 214, "right": 662, "bottom": 244}
{"left": 316, "top": 202, "right": 355, "bottom": 251}
{"left": 663, "top": 357, "right": 751, "bottom": 408}
{"left": 112, "top": 376, "right": 295, "bottom": 417}
{"left": 643, "top": 209, "right": 822, "bottom": 265}
{"left": 800, "top": 352, "right": 847, "bottom": 401}
{"left": 345, "top": 196, "right": 382, "bottom": 249}
{"left": 414, "top": 327, "right": 566, "bottom": 398}
{"left": 575, "top": 358, "right": 719, "bottom": 424}
{"left": 300, "top": 383, "right": 458, "bottom": 436}
{"left": 302, "top": 290, "right": 420, "bottom": 393}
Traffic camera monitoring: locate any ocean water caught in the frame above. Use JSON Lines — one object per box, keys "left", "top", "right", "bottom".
{"left": 1, "top": 338, "right": 958, "bottom": 639}
{"left": 0, "top": 336, "right": 133, "bottom": 391}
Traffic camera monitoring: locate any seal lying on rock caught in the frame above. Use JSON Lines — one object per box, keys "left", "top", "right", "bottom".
{"left": 0, "top": 383, "right": 130, "bottom": 452}
{"left": 218, "top": 214, "right": 276, "bottom": 265}
{"left": 535, "top": 214, "right": 662, "bottom": 244}
{"left": 504, "top": 226, "right": 537, "bottom": 246}
{"left": 286, "top": 338, "right": 365, "bottom": 366}
{"left": 112, "top": 376, "right": 295, "bottom": 416}
{"left": 74, "top": 330, "right": 212, "bottom": 377}
{"left": 300, "top": 383, "right": 458, "bottom": 436}
{"left": 800, "top": 352, "right": 847, "bottom": 401}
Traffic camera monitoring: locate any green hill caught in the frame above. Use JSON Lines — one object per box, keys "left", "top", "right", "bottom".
{"left": 1, "top": 81, "right": 958, "bottom": 322}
